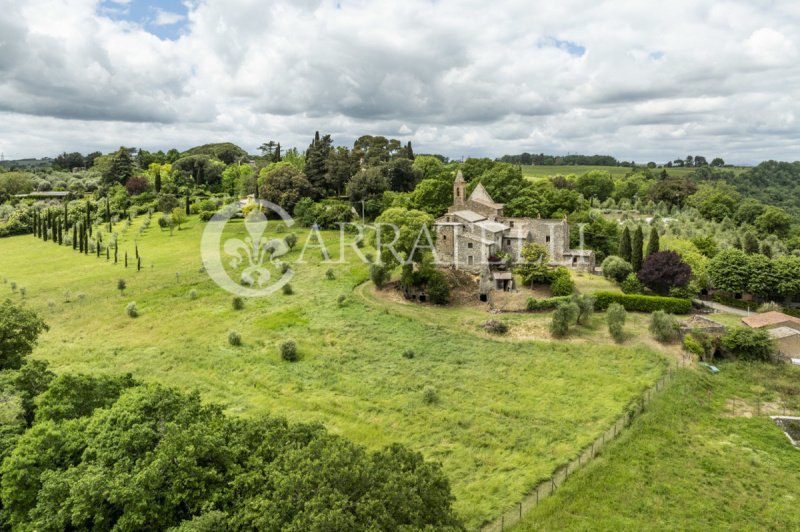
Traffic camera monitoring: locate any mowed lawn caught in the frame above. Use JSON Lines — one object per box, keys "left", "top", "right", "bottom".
{"left": 0, "top": 214, "right": 667, "bottom": 528}
{"left": 514, "top": 363, "right": 800, "bottom": 531}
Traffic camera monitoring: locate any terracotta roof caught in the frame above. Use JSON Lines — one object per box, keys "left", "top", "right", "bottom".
{"left": 741, "top": 311, "right": 800, "bottom": 329}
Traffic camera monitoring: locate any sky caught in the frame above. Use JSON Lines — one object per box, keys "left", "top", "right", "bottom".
{"left": 1, "top": 0, "right": 799, "bottom": 164}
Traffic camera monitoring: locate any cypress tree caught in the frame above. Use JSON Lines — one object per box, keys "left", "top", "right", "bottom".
{"left": 115, "top": 242, "right": 119, "bottom": 264}
{"left": 97, "top": 242, "right": 101, "bottom": 257}
{"left": 125, "top": 252, "right": 128, "bottom": 268}
{"left": 742, "top": 231, "right": 759, "bottom": 254}
{"left": 274, "top": 142, "right": 281, "bottom": 162}
{"left": 64, "top": 202, "right": 68, "bottom": 227}
{"left": 137, "top": 256, "right": 141, "bottom": 271}
{"left": 106, "top": 246, "right": 110, "bottom": 261}
{"left": 646, "top": 226, "right": 660, "bottom": 257}
{"left": 185, "top": 195, "right": 191, "bottom": 216}
{"left": 106, "top": 197, "right": 111, "bottom": 222}
{"left": 72, "top": 224, "right": 78, "bottom": 250}
{"left": 154, "top": 169, "right": 161, "bottom": 193}
{"left": 135, "top": 244, "right": 139, "bottom": 260}
{"left": 631, "top": 226, "right": 644, "bottom": 272}
{"left": 31, "top": 211, "right": 37, "bottom": 237}
{"left": 43, "top": 214, "right": 48, "bottom": 242}
{"left": 618, "top": 226, "right": 632, "bottom": 263}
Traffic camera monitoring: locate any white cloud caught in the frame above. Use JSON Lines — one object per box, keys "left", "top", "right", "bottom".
{"left": 153, "top": 9, "right": 185, "bottom": 27}
{"left": 1, "top": 0, "right": 800, "bottom": 164}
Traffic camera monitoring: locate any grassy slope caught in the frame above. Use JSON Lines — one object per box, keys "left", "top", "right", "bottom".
{"left": 0, "top": 216, "right": 667, "bottom": 528}
{"left": 514, "top": 362, "right": 800, "bottom": 531}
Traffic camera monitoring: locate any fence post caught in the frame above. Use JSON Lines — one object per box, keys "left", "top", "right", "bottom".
{"left": 501, "top": 515, "right": 504, "bottom": 531}
{"left": 519, "top": 502, "right": 522, "bottom": 519}
{"left": 536, "top": 486, "right": 539, "bottom": 505}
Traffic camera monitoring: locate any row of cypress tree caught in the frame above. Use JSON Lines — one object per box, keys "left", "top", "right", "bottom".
{"left": 618, "top": 225, "right": 660, "bottom": 271}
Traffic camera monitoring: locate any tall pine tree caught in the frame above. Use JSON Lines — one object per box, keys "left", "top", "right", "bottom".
{"left": 305, "top": 131, "right": 333, "bottom": 198}
{"left": 631, "top": 226, "right": 644, "bottom": 272}
{"left": 618, "top": 226, "right": 632, "bottom": 263}
{"left": 646, "top": 226, "right": 660, "bottom": 257}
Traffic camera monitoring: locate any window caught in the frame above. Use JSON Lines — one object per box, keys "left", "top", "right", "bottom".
{"left": 546, "top": 236, "right": 551, "bottom": 243}
{"left": 510, "top": 221, "right": 515, "bottom": 227}
{"left": 467, "top": 255, "right": 474, "bottom": 265}
{"left": 505, "top": 239, "right": 511, "bottom": 245}
{"left": 467, "top": 242, "right": 473, "bottom": 249}
{"left": 443, "top": 234, "right": 447, "bottom": 241}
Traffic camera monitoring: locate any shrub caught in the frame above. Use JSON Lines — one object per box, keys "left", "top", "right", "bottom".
{"left": 565, "top": 301, "right": 580, "bottom": 325}
{"left": 426, "top": 270, "right": 450, "bottom": 305}
{"left": 232, "top": 296, "right": 244, "bottom": 310}
{"left": 602, "top": 255, "right": 634, "bottom": 283}
{"left": 199, "top": 211, "right": 215, "bottom": 222}
{"left": 593, "top": 291, "right": 691, "bottom": 314}
{"left": 19, "top": 287, "right": 26, "bottom": 298}
{"left": 117, "top": 279, "right": 126, "bottom": 295}
{"left": 370, "top": 264, "right": 388, "bottom": 289}
{"left": 337, "top": 294, "right": 347, "bottom": 306}
{"left": 550, "top": 267, "right": 575, "bottom": 296}
{"left": 720, "top": 327, "right": 775, "bottom": 361}
{"left": 683, "top": 334, "right": 705, "bottom": 358}
{"left": 757, "top": 301, "right": 783, "bottom": 313}
{"left": 279, "top": 262, "right": 291, "bottom": 274}
{"left": 189, "top": 289, "right": 198, "bottom": 300}
{"left": 280, "top": 340, "right": 298, "bottom": 362}
{"left": 550, "top": 303, "right": 573, "bottom": 338}
{"left": 526, "top": 296, "right": 571, "bottom": 311}
{"left": 422, "top": 386, "right": 439, "bottom": 405}
{"left": 403, "top": 349, "right": 415, "bottom": 359}
{"left": 572, "top": 293, "right": 595, "bottom": 325}
{"left": 620, "top": 272, "right": 644, "bottom": 294}
{"left": 228, "top": 330, "right": 242, "bottom": 346}
{"left": 482, "top": 320, "right": 508, "bottom": 334}
{"left": 325, "top": 268, "right": 336, "bottom": 280}
{"left": 282, "top": 283, "right": 294, "bottom": 295}
{"left": 284, "top": 233, "right": 298, "bottom": 250}
{"left": 649, "top": 310, "right": 678, "bottom": 343}
{"left": 125, "top": 302, "right": 138, "bottom": 318}
{"left": 606, "top": 302, "right": 627, "bottom": 343}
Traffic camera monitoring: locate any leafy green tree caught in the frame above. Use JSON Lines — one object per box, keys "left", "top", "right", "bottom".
{"left": 409, "top": 179, "right": 452, "bottom": 217}
{"left": 734, "top": 198, "right": 765, "bottom": 224}
{"left": 426, "top": 270, "right": 450, "bottom": 305}
{"left": 746, "top": 254, "right": 780, "bottom": 300}
{"left": 259, "top": 164, "right": 314, "bottom": 214}
{"left": 741, "top": 231, "right": 759, "bottom": 255}
{"left": 412, "top": 155, "right": 446, "bottom": 180}
{"left": 346, "top": 167, "right": 390, "bottom": 218}
{"left": 631, "top": 226, "right": 644, "bottom": 272}
{"left": 647, "top": 176, "right": 697, "bottom": 206}
{"left": 386, "top": 157, "right": 419, "bottom": 192}
{"left": 645, "top": 225, "right": 660, "bottom": 257}
{"left": 305, "top": 131, "right": 333, "bottom": 197}
{"left": 689, "top": 235, "right": 717, "bottom": 258}
{"left": 35, "top": 373, "right": 136, "bottom": 423}
{"left": 720, "top": 327, "right": 774, "bottom": 361}
{"left": 774, "top": 255, "right": 800, "bottom": 300}
{"left": 755, "top": 206, "right": 793, "bottom": 237}
{"left": 0, "top": 299, "right": 48, "bottom": 370}
{"left": 649, "top": 311, "right": 678, "bottom": 343}
{"left": 467, "top": 163, "right": 527, "bottom": 203}
{"left": 371, "top": 208, "right": 434, "bottom": 270}
{"left": 709, "top": 248, "right": 750, "bottom": 293}
{"left": 550, "top": 303, "right": 573, "bottom": 338}
{"left": 171, "top": 207, "right": 187, "bottom": 230}
{"left": 687, "top": 183, "right": 740, "bottom": 222}
{"left": 575, "top": 170, "right": 614, "bottom": 201}
{"left": 515, "top": 243, "right": 552, "bottom": 286}
{"left": 550, "top": 267, "right": 575, "bottom": 296}
{"left": 618, "top": 226, "right": 632, "bottom": 263}
{"left": 12, "top": 359, "right": 55, "bottom": 425}
{"left": 103, "top": 147, "right": 134, "bottom": 185}
{"left": 504, "top": 189, "right": 549, "bottom": 218}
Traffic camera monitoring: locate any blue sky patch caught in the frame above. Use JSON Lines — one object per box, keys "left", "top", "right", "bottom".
{"left": 98, "top": 0, "right": 189, "bottom": 40}
{"left": 542, "top": 37, "right": 586, "bottom": 57}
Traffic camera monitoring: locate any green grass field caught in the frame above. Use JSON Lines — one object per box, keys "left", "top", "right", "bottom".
{"left": 514, "top": 362, "right": 800, "bottom": 531}
{"left": 0, "top": 215, "right": 669, "bottom": 528}
{"left": 520, "top": 165, "right": 749, "bottom": 180}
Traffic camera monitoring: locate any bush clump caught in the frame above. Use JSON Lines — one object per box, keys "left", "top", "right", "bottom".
{"left": 757, "top": 301, "right": 783, "bottom": 313}
{"left": 403, "top": 348, "right": 415, "bottom": 359}
{"left": 125, "top": 302, "right": 138, "bottom": 318}
{"left": 189, "top": 289, "right": 198, "bottom": 300}
{"left": 422, "top": 386, "right": 439, "bottom": 405}
{"left": 550, "top": 267, "right": 575, "bottom": 296}
{"left": 550, "top": 303, "right": 574, "bottom": 338}
{"left": 620, "top": 273, "right": 644, "bottom": 294}
{"left": 593, "top": 291, "right": 691, "bottom": 314}
{"left": 482, "top": 320, "right": 508, "bottom": 335}
{"left": 649, "top": 310, "right": 678, "bottom": 343}
{"left": 426, "top": 270, "right": 450, "bottom": 305}
{"left": 370, "top": 264, "right": 388, "bottom": 289}
{"left": 228, "top": 330, "right": 242, "bottom": 346}
{"left": 280, "top": 340, "right": 298, "bottom": 362}
{"left": 572, "top": 293, "right": 595, "bottom": 325}
{"left": 282, "top": 283, "right": 294, "bottom": 295}
{"left": 602, "top": 255, "right": 634, "bottom": 283}
{"left": 606, "top": 302, "right": 627, "bottom": 343}
{"left": 232, "top": 296, "right": 244, "bottom": 310}
{"left": 720, "top": 327, "right": 775, "bottom": 361}
{"left": 325, "top": 268, "right": 336, "bottom": 280}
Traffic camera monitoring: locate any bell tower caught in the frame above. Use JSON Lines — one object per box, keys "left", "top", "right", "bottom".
{"left": 453, "top": 169, "right": 466, "bottom": 208}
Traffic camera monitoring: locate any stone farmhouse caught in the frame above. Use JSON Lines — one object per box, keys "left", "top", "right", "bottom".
{"left": 434, "top": 171, "right": 595, "bottom": 277}
{"left": 741, "top": 311, "right": 800, "bottom": 361}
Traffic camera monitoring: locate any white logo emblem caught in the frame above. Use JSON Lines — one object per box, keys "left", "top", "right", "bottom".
{"left": 201, "top": 200, "right": 295, "bottom": 297}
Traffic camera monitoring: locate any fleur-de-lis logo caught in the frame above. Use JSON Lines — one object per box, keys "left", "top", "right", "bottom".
{"left": 201, "top": 200, "right": 295, "bottom": 297}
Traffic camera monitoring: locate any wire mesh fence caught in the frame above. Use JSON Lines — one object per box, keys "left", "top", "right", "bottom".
{"left": 481, "top": 357, "right": 687, "bottom": 532}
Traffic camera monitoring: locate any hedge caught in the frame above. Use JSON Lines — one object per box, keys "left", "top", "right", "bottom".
{"left": 526, "top": 296, "right": 572, "bottom": 311}
{"left": 593, "top": 291, "right": 692, "bottom": 314}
